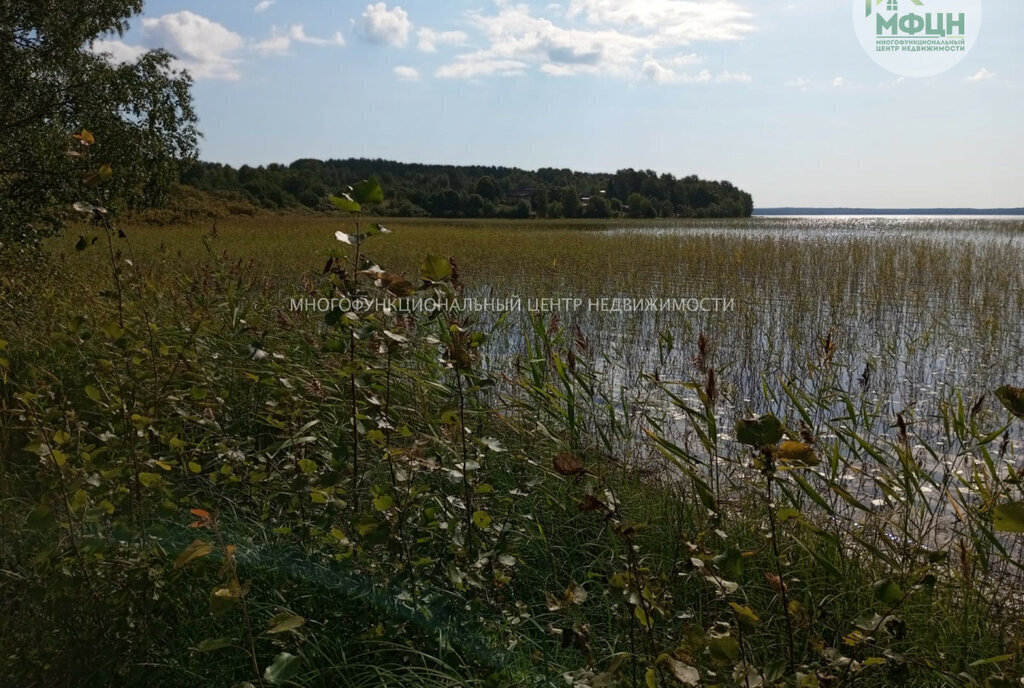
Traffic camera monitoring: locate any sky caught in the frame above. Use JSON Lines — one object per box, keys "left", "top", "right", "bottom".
{"left": 93, "top": 0, "right": 1024, "bottom": 208}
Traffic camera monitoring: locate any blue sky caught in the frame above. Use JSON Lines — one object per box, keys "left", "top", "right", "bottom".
{"left": 94, "top": 0, "right": 1023, "bottom": 208}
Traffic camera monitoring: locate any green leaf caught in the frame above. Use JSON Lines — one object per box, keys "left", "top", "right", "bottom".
{"left": 644, "top": 668, "right": 657, "bottom": 688}
{"left": 634, "top": 606, "right": 652, "bottom": 628}
{"left": 196, "top": 637, "right": 236, "bottom": 652}
{"left": 209, "top": 585, "right": 239, "bottom": 616}
{"left": 713, "top": 548, "right": 743, "bottom": 579}
{"left": 729, "top": 602, "right": 760, "bottom": 630}
{"left": 174, "top": 539, "right": 214, "bottom": 569}
{"left": 70, "top": 489, "right": 88, "bottom": 511}
{"left": 970, "top": 654, "right": 1013, "bottom": 667}
{"left": 266, "top": 613, "right": 306, "bottom": 634}
{"left": 763, "top": 658, "right": 788, "bottom": 682}
{"left": 84, "top": 385, "right": 101, "bottom": 402}
{"left": 777, "top": 507, "right": 802, "bottom": 522}
{"left": 473, "top": 510, "right": 492, "bottom": 530}
{"left": 993, "top": 502, "right": 1024, "bottom": 532}
{"left": 708, "top": 636, "right": 739, "bottom": 663}
{"left": 873, "top": 579, "right": 902, "bottom": 605}
{"left": 329, "top": 195, "right": 361, "bottom": 213}
{"left": 351, "top": 178, "right": 384, "bottom": 204}
{"left": 374, "top": 494, "right": 394, "bottom": 511}
{"left": 995, "top": 386, "right": 1024, "bottom": 419}
{"left": 264, "top": 652, "right": 301, "bottom": 685}
{"left": 298, "top": 459, "right": 317, "bottom": 474}
{"left": 735, "top": 414, "right": 784, "bottom": 447}
{"left": 102, "top": 322, "right": 124, "bottom": 340}
{"left": 138, "top": 472, "right": 162, "bottom": 488}
{"left": 777, "top": 440, "right": 819, "bottom": 468}
{"left": 420, "top": 255, "right": 452, "bottom": 283}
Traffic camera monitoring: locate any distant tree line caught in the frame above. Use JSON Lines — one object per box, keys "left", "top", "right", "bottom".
{"left": 181, "top": 158, "right": 754, "bottom": 219}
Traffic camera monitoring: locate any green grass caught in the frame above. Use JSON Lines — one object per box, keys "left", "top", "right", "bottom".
{"left": 1, "top": 212, "right": 1023, "bottom": 687}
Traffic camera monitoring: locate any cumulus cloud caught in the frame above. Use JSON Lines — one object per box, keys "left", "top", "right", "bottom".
{"left": 91, "top": 11, "right": 244, "bottom": 80}
{"left": 436, "top": 1, "right": 755, "bottom": 83}
{"left": 642, "top": 58, "right": 702, "bottom": 83}
{"left": 254, "top": 24, "right": 345, "bottom": 55}
{"left": 90, "top": 39, "right": 148, "bottom": 64}
{"left": 393, "top": 65, "right": 421, "bottom": 80}
{"left": 567, "top": 0, "right": 755, "bottom": 42}
{"left": 437, "top": 5, "right": 645, "bottom": 79}
{"left": 832, "top": 76, "right": 844, "bottom": 87}
{"left": 436, "top": 57, "right": 529, "bottom": 79}
{"left": 360, "top": 2, "right": 412, "bottom": 47}
{"left": 254, "top": 0, "right": 276, "bottom": 12}
{"left": 417, "top": 28, "right": 468, "bottom": 52}
{"left": 966, "top": 67, "right": 996, "bottom": 82}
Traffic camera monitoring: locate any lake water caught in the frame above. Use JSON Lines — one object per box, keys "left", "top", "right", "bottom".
{"left": 474, "top": 217, "right": 1024, "bottom": 482}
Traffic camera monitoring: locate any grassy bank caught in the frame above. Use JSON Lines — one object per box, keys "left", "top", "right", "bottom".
{"left": 1, "top": 210, "right": 1023, "bottom": 687}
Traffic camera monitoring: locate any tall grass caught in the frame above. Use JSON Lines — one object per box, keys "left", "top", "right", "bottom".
{"left": 1, "top": 212, "right": 1022, "bottom": 687}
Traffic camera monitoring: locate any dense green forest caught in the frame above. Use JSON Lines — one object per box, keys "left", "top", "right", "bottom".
{"left": 181, "top": 159, "right": 754, "bottom": 219}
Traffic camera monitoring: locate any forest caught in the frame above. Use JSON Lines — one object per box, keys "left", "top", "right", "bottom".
{"left": 181, "top": 158, "right": 755, "bottom": 219}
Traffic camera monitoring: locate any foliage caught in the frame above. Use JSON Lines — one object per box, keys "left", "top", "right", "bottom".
{"left": 1, "top": 168, "right": 1022, "bottom": 687}
{"left": 181, "top": 158, "right": 755, "bottom": 219}
{"left": 0, "top": 0, "right": 198, "bottom": 246}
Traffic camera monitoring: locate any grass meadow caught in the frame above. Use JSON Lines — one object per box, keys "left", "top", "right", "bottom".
{"left": 2, "top": 211, "right": 1024, "bottom": 687}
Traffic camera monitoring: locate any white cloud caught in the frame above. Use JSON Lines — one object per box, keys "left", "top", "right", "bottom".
{"left": 437, "top": 57, "right": 529, "bottom": 79}
{"left": 567, "top": 0, "right": 755, "bottom": 43}
{"left": 295, "top": 26, "right": 345, "bottom": 47}
{"left": 966, "top": 67, "right": 996, "bottom": 82}
{"left": 417, "top": 28, "right": 468, "bottom": 52}
{"left": 360, "top": 2, "right": 412, "bottom": 47}
{"left": 832, "top": 76, "right": 844, "bottom": 87}
{"left": 437, "top": 2, "right": 754, "bottom": 82}
{"left": 254, "top": 0, "right": 276, "bottom": 12}
{"left": 643, "top": 59, "right": 706, "bottom": 83}
{"left": 92, "top": 11, "right": 244, "bottom": 80}
{"left": 254, "top": 25, "right": 345, "bottom": 56}
{"left": 90, "top": 39, "right": 148, "bottom": 64}
{"left": 143, "top": 12, "right": 245, "bottom": 80}
{"left": 641, "top": 58, "right": 747, "bottom": 85}
{"left": 785, "top": 76, "right": 810, "bottom": 90}
{"left": 393, "top": 65, "right": 421, "bottom": 80}
{"left": 443, "top": 5, "right": 646, "bottom": 79}
{"left": 253, "top": 33, "right": 290, "bottom": 56}
{"left": 716, "top": 69, "right": 751, "bottom": 83}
